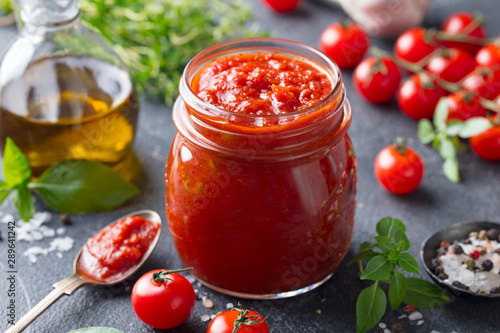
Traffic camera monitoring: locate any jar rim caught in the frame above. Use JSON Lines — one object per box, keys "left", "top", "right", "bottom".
{"left": 179, "top": 37, "right": 343, "bottom": 120}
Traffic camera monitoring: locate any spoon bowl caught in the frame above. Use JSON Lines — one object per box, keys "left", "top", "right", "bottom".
{"left": 421, "top": 220, "right": 500, "bottom": 298}
{"left": 74, "top": 209, "right": 162, "bottom": 285}
{"left": 6, "top": 209, "right": 162, "bottom": 333}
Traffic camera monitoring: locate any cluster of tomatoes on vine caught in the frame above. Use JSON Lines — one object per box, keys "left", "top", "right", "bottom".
{"left": 319, "top": 11, "right": 500, "bottom": 192}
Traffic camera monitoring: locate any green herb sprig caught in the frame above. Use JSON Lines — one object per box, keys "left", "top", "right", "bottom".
{"left": 80, "top": 0, "right": 268, "bottom": 105}
{"left": 1, "top": 138, "right": 139, "bottom": 221}
{"left": 417, "top": 98, "right": 495, "bottom": 182}
{"left": 351, "top": 217, "right": 449, "bottom": 333}
{"left": 0, "top": 0, "right": 12, "bottom": 15}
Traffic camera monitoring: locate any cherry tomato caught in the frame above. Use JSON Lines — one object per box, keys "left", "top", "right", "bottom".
{"left": 394, "top": 27, "right": 440, "bottom": 64}
{"left": 397, "top": 73, "right": 447, "bottom": 120}
{"left": 462, "top": 67, "right": 500, "bottom": 100}
{"left": 476, "top": 43, "right": 500, "bottom": 67}
{"left": 260, "top": 0, "right": 301, "bottom": 13}
{"left": 131, "top": 269, "right": 195, "bottom": 329}
{"left": 441, "top": 12, "right": 486, "bottom": 54}
{"left": 319, "top": 22, "right": 369, "bottom": 69}
{"left": 374, "top": 143, "right": 424, "bottom": 195}
{"left": 469, "top": 124, "right": 500, "bottom": 161}
{"left": 207, "top": 304, "right": 269, "bottom": 333}
{"left": 353, "top": 56, "right": 401, "bottom": 104}
{"left": 426, "top": 48, "right": 475, "bottom": 83}
{"left": 446, "top": 91, "right": 488, "bottom": 121}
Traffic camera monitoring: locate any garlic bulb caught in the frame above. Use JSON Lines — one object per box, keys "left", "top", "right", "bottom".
{"left": 334, "top": 0, "right": 433, "bottom": 38}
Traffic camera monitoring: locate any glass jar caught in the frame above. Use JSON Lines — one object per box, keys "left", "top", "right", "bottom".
{"left": 0, "top": 0, "right": 139, "bottom": 180}
{"left": 165, "top": 38, "right": 357, "bottom": 299}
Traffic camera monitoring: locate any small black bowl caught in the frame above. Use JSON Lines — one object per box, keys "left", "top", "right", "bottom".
{"left": 421, "top": 221, "right": 500, "bottom": 298}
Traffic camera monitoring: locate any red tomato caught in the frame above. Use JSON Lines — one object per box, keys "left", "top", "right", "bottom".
{"left": 319, "top": 22, "right": 369, "bottom": 69}
{"left": 446, "top": 91, "right": 488, "bottom": 121}
{"left": 131, "top": 269, "right": 195, "bottom": 329}
{"left": 476, "top": 43, "right": 500, "bottom": 67}
{"left": 469, "top": 125, "right": 500, "bottom": 161}
{"left": 397, "top": 73, "right": 447, "bottom": 120}
{"left": 441, "top": 12, "right": 486, "bottom": 54}
{"left": 394, "top": 28, "right": 440, "bottom": 64}
{"left": 353, "top": 56, "right": 401, "bottom": 104}
{"left": 462, "top": 67, "right": 500, "bottom": 100}
{"left": 374, "top": 144, "right": 424, "bottom": 195}
{"left": 426, "top": 48, "right": 475, "bottom": 83}
{"left": 260, "top": 0, "right": 301, "bottom": 13}
{"left": 207, "top": 304, "right": 269, "bottom": 333}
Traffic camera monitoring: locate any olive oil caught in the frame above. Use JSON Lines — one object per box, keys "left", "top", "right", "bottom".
{"left": 0, "top": 55, "right": 140, "bottom": 180}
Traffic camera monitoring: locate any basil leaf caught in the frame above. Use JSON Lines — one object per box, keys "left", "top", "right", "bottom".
{"left": 69, "top": 328, "right": 124, "bottom": 333}
{"left": 458, "top": 117, "right": 493, "bottom": 138}
{"left": 375, "top": 235, "right": 394, "bottom": 254}
{"left": 376, "top": 217, "right": 406, "bottom": 240}
{"left": 0, "top": 181, "right": 11, "bottom": 207}
{"left": 445, "top": 120, "right": 465, "bottom": 137}
{"left": 4, "top": 137, "right": 31, "bottom": 187}
{"left": 365, "top": 251, "right": 379, "bottom": 262}
{"left": 356, "top": 282, "right": 387, "bottom": 333}
{"left": 389, "top": 271, "right": 407, "bottom": 310}
{"left": 439, "top": 138, "right": 456, "bottom": 160}
{"left": 30, "top": 160, "right": 139, "bottom": 214}
{"left": 387, "top": 252, "right": 399, "bottom": 264}
{"left": 396, "top": 237, "right": 410, "bottom": 252}
{"left": 12, "top": 186, "right": 35, "bottom": 222}
{"left": 433, "top": 97, "right": 449, "bottom": 131}
{"left": 443, "top": 158, "right": 460, "bottom": 183}
{"left": 403, "top": 277, "right": 449, "bottom": 308}
{"left": 397, "top": 253, "right": 420, "bottom": 274}
{"left": 360, "top": 241, "right": 377, "bottom": 252}
{"left": 347, "top": 249, "right": 375, "bottom": 267}
{"left": 360, "top": 254, "right": 394, "bottom": 281}
{"left": 417, "top": 119, "right": 435, "bottom": 144}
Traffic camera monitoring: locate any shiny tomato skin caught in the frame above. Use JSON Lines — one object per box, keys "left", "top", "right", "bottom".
{"left": 394, "top": 27, "right": 440, "bottom": 63}
{"left": 441, "top": 12, "right": 486, "bottom": 54}
{"left": 469, "top": 125, "right": 500, "bottom": 161}
{"left": 353, "top": 57, "right": 401, "bottom": 104}
{"left": 462, "top": 67, "right": 500, "bottom": 100}
{"left": 397, "top": 74, "right": 447, "bottom": 120}
{"left": 426, "top": 48, "right": 475, "bottom": 83}
{"left": 446, "top": 91, "right": 488, "bottom": 121}
{"left": 207, "top": 309, "right": 269, "bottom": 333}
{"left": 476, "top": 43, "right": 500, "bottom": 67}
{"left": 374, "top": 145, "right": 424, "bottom": 195}
{"left": 320, "top": 22, "right": 369, "bottom": 69}
{"left": 260, "top": 0, "right": 301, "bottom": 13}
{"left": 131, "top": 269, "right": 195, "bottom": 329}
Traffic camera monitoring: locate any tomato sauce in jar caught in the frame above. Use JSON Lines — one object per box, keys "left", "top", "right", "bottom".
{"left": 166, "top": 39, "right": 356, "bottom": 298}
{"left": 77, "top": 216, "right": 160, "bottom": 282}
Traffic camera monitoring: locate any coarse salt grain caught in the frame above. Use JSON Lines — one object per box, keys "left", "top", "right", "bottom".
{"left": 408, "top": 311, "right": 423, "bottom": 321}
{"left": 378, "top": 322, "right": 387, "bottom": 329}
{"left": 201, "top": 315, "right": 210, "bottom": 322}
{"left": 226, "top": 303, "right": 234, "bottom": 309}
{"left": 417, "top": 320, "right": 424, "bottom": 325}
{"left": 23, "top": 236, "right": 74, "bottom": 263}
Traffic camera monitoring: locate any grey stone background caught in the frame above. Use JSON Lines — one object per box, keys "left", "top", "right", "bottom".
{"left": 0, "top": 0, "right": 499, "bottom": 332}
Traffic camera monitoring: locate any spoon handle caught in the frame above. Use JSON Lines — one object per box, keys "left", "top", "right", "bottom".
{"left": 5, "top": 274, "right": 89, "bottom": 333}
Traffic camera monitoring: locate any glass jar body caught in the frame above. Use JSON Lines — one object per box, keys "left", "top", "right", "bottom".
{"left": 165, "top": 38, "right": 357, "bottom": 298}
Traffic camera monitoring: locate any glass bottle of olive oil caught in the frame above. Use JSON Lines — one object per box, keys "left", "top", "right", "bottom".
{"left": 0, "top": 0, "right": 139, "bottom": 181}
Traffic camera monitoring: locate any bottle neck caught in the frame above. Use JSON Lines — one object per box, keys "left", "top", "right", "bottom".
{"left": 17, "top": 0, "right": 80, "bottom": 31}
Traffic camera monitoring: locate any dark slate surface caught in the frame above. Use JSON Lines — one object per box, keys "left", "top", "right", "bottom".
{"left": 1, "top": 0, "right": 499, "bottom": 332}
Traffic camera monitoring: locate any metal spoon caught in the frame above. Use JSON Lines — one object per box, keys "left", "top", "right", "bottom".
{"left": 5, "top": 209, "right": 162, "bottom": 333}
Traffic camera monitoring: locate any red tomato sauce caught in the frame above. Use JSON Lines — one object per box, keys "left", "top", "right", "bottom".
{"left": 77, "top": 216, "right": 159, "bottom": 282}
{"left": 193, "top": 52, "right": 332, "bottom": 115}
{"left": 167, "top": 51, "right": 356, "bottom": 295}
